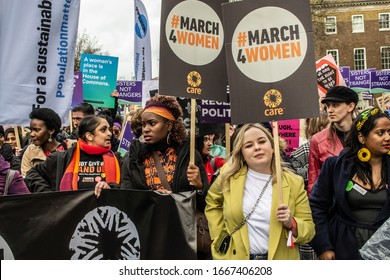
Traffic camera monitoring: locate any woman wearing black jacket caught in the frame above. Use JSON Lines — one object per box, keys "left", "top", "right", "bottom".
{"left": 121, "top": 95, "right": 208, "bottom": 205}
{"left": 25, "top": 115, "right": 121, "bottom": 197}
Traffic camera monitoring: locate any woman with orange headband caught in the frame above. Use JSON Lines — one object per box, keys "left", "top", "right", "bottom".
{"left": 25, "top": 115, "right": 121, "bottom": 197}
{"left": 121, "top": 95, "right": 208, "bottom": 198}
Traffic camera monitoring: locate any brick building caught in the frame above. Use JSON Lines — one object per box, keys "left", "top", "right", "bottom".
{"left": 311, "top": 0, "right": 390, "bottom": 70}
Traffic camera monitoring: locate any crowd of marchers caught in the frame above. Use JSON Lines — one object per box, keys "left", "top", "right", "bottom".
{"left": 1, "top": 86, "right": 390, "bottom": 260}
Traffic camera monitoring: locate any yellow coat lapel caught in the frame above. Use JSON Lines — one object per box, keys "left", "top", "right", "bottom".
{"left": 268, "top": 174, "right": 290, "bottom": 260}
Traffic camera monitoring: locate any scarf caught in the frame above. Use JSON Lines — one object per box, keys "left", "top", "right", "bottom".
{"left": 59, "top": 139, "right": 120, "bottom": 191}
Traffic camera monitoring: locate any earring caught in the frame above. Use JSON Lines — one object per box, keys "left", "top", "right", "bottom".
{"left": 358, "top": 147, "right": 371, "bottom": 162}
{"left": 167, "top": 131, "right": 172, "bottom": 145}
{"left": 48, "top": 134, "right": 53, "bottom": 143}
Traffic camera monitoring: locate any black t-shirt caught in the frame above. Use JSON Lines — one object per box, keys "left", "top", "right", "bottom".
{"left": 77, "top": 150, "right": 105, "bottom": 190}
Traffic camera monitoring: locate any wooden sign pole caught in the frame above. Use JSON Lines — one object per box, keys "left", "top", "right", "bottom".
{"left": 13, "top": 126, "right": 21, "bottom": 149}
{"left": 272, "top": 121, "right": 284, "bottom": 204}
{"left": 189, "top": 98, "right": 196, "bottom": 165}
{"left": 225, "top": 123, "right": 231, "bottom": 160}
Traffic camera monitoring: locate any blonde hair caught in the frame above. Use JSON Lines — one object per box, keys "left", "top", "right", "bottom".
{"left": 305, "top": 112, "right": 330, "bottom": 139}
{"left": 218, "top": 123, "right": 293, "bottom": 191}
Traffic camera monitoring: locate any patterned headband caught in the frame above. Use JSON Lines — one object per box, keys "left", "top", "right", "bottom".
{"left": 356, "top": 108, "right": 380, "bottom": 131}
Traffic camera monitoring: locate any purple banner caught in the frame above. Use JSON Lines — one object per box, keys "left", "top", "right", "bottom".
{"left": 116, "top": 81, "right": 142, "bottom": 104}
{"left": 72, "top": 72, "right": 84, "bottom": 108}
{"left": 339, "top": 66, "right": 350, "bottom": 87}
{"left": 200, "top": 100, "right": 231, "bottom": 124}
{"left": 370, "top": 70, "right": 390, "bottom": 94}
{"left": 350, "top": 70, "right": 371, "bottom": 92}
{"left": 117, "top": 122, "right": 136, "bottom": 157}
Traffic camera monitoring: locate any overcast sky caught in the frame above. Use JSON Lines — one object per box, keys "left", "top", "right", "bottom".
{"left": 78, "top": 0, "right": 162, "bottom": 80}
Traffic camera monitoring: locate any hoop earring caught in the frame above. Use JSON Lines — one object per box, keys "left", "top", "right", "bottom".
{"left": 48, "top": 134, "right": 53, "bottom": 143}
{"left": 167, "top": 131, "right": 172, "bottom": 145}
{"left": 358, "top": 147, "right": 371, "bottom": 162}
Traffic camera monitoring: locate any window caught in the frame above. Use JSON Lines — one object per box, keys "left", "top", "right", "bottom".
{"left": 352, "top": 15, "right": 364, "bottom": 33}
{"left": 327, "top": 50, "right": 339, "bottom": 65}
{"left": 324, "top": 16, "right": 337, "bottom": 34}
{"left": 354, "top": 48, "right": 366, "bottom": 70}
{"left": 381, "top": 46, "right": 390, "bottom": 69}
{"left": 379, "top": 13, "right": 390, "bottom": 30}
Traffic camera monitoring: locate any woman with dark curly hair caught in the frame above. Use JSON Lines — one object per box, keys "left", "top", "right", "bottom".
{"left": 121, "top": 95, "right": 208, "bottom": 197}
{"left": 21, "top": 108, "right": 73, "bottom": 177}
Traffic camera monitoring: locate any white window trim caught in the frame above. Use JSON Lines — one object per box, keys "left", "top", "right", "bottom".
{"left": 324, "top": 16, "right": 337, "bottom": 35}
{"left": 354, "top": 47, "right": 366, "bottom": 70}
{"left": 379, "top": 13, "right": 390, "bottom": 31}
{"left": 381, "top": 46, "right": 390, "bottom": 70}
{"left": 326, "top": 49, "right": 339, "bottom": 66}
{"left": 352, "top": 15, "right": 365, "bottom": 33}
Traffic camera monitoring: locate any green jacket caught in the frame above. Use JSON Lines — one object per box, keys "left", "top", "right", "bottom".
{"left": 205, "top": 164, "right": 315, "bottom": 260}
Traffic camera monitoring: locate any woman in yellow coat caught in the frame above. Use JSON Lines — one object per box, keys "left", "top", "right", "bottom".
{"left": 205, "top": 123, "right": 315, "bottom": 260}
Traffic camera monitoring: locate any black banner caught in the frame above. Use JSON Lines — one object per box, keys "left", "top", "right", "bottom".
{"left": 0, "top": 190, "right": 196, "bottom": 260}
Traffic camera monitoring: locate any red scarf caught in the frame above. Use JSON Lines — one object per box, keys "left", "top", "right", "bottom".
{"left": 59, "top": 139, "right": 120, "bottom": 191}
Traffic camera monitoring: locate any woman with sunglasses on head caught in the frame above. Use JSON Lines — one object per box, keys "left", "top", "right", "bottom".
{"left": 310, "top": 108, "right": 390, "bottom": 259}
{"left": 25, "top": 115, "right": 120, "bottom": 197}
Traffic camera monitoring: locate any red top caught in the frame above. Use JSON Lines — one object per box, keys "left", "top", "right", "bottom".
{"left": 204, "top": 156, "right": 225, "bottom": 184}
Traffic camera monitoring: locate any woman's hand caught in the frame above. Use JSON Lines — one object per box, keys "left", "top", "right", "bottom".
{"left": 276, "top": 204, "right": 293, "bottom": 227}
{"left": 277, "top": 204, "right": 298, "bottom": 237}
{"left": 187, "top": 164, "right": 202, "bottom": 189}
{"left": 154, "top": 188, "right": 172, "bottom": 195}
{"left": 94, "top": 181, "right": 111, "bottom": 197}
{"left": 319, "top": 250, "right": 335, "bottom": 260}
{"left": 14, "top": 147, "right": 21, "bottom": 157}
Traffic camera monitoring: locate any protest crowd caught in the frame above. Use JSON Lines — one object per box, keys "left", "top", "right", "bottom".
{"left": 2, "top": 0, "right": 390, "bottom": 262}
{"left": 1, "top": 84, "right": 390, "bottom": 260}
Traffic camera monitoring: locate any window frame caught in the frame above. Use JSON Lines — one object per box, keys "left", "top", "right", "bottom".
{"left": 381, "top": 46, "right": 390, "bottom": 70}
{"left": 324, "top": 16, "right": 337, "bottom": 35}
{"left": 326, "top": 49, "right": 339, "bottom": 66}
{"left": 354, "top": 48, "right": 366, "bottom": 70}
{"left": 352, "top": 14, "right": 365, "bottom": 33}
{"left": 379, "top": 13, "right": 390, "bottom": 31}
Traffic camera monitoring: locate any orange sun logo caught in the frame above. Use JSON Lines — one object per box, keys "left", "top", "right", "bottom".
{"left": 264, "top": 89, "right": 282, "bottom": 108}
{"left": 187, "top": 71, "right": 202, "bottom": 87}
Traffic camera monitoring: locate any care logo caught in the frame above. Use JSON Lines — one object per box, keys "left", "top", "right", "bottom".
{"left": 263, "top": 89, "right": 284, "bottom": 116}
{"left": 186, "top": 71, "right": 202, "bottom": 95}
